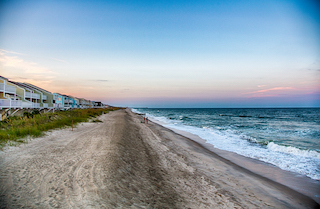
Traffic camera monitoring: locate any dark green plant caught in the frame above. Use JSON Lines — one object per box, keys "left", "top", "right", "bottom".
{"left": 31, "top": 109, "right": 40, "bottom": 115}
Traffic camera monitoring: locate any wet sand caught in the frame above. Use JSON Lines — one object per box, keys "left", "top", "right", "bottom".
{"left": 0, "top": 109, "right": 319, "bottom": 208}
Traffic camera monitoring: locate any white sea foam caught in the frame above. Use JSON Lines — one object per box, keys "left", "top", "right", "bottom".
{"left": 147, "top": 113, "right": 320, "bottom": 180}
{"left": 267, "top": 142, "right": 320, "bottom": 159}
{"left": 131, "top": 108, "right": 142, "bottom": 114}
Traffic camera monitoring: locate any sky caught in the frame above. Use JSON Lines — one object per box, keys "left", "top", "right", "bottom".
{"left": 0, "top": 0, "right": 319, "bottom": 108}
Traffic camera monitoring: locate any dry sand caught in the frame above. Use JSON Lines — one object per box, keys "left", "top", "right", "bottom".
{"left": 0, "top": 109, "right": 319, "bottom": 208}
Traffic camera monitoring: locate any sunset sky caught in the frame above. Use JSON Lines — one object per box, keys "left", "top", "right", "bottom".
{"left": 0, "top": 0, "right": 319, "bottom": 107}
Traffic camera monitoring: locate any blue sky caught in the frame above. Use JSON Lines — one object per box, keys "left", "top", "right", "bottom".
{"left": 0, "top": 0, "right": 319, "bottom": 107}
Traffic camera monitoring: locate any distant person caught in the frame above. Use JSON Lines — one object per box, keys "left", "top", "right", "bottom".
{"left": 146, "top": 117, "right": 149, "bottom": 124}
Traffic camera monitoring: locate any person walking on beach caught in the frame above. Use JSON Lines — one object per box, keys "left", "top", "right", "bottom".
{"left": 146, "top": 117, "right": 148, "bottom": 124}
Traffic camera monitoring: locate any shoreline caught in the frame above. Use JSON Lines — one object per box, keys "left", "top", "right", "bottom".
{"left": 141, "top": 112, "right": 320, "bottom": 204}
{"left": 0, "top": 109, "right": 319, "bottom": 208}
{"left": 133, "top": 108, "right": 320, "bottom": 181}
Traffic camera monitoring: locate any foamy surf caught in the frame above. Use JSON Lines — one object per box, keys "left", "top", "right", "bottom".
{"left": 132, "top": 108, "right": 320, "bottom": 180}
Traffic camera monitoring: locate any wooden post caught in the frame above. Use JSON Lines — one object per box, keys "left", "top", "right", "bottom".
{"left": 72, "top": 120, "right": 73, "bottom": 131}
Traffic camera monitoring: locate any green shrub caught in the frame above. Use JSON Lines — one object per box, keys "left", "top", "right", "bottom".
{"left": 0, "top": 107, "right": 120, "bottom": 149}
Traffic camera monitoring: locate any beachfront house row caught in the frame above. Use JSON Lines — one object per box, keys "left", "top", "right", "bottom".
{"left": 1, "top": 75, "right": 105, "bottom": 112}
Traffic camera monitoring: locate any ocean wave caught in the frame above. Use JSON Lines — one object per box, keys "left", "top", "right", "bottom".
{"left": 267, "top": 142, "right": 320, "bottom": 159}
{"left": 165, "top": 123, "right": 320, "bottom": 180}
{"left": 131, "top": 108, "right": 142, "bottom": 114}
{"left": 135, "top": 109, "right": 320, "bottom": 180}
{"left": 240, "top": 135, "right": 258, "bottom": 143}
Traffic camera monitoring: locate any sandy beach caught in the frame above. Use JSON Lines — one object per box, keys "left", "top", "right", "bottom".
{"left": 0, "top": 109, "right": 319, "bottom": 208}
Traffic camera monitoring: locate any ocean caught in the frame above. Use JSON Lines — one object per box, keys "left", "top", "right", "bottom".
{"left": 132, "top": 108, "right": 320, "bottom": 180}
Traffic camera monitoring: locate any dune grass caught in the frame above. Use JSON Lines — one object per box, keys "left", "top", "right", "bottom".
{"left": 0, "top": 107, "right": 121, "bottom": 148}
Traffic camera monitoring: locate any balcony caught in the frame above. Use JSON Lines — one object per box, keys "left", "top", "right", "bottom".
{"left": 0, "top": 99, "right": 11, "bottom": 107}
{"left": 33, "top": 94, "right": 40, "bottom": 99}
{"left": 0, "top": 84, "right": 16, "bottom": 94}
{"left": 25, "top": 92, "right": 41, "bottom": 99}
{"left": 42, "top": 103, "right": 48, "bottom": 108}
{"left": 54, "top": 103, "right": 63, "bottom": 108}
{"left": 32, "top": 103, "right": 40, "bottom": 108}
{"left": 0, "top": 99, "right": 33, "bottom": 108}
{"left": 42, "top": 95, "right": 47, "bottom": 100}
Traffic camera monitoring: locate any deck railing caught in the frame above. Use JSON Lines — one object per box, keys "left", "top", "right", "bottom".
{"left": 1, "top": 99, "right": 104, "bottom": 109}
{"left": 0, "top": 99, "right": 33, "bottom": 108}
{"left": 0, "top": 99, "right": 44, "bottom": 108}
{"left": 0, "top": 84, "right": 16, "bottom": 94}
{"left": 25, "top": 92, "right": 41, "bottom": 99}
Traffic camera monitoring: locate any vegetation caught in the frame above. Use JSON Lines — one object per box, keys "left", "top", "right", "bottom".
{"left": 0, "top": 107, "right": 121, "bottom": 148}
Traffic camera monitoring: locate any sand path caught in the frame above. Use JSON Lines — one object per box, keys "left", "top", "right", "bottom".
{"left": 0, "top": 109, "right": 318, "bottom": 208}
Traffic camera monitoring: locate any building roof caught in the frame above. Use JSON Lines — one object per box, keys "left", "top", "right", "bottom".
{"left": 0, "top": 75, "right": 9, "bottom": 81}
{"left": 9, "top": 81, "right": 34, "bottom": 91}
{"left": 23, "top": 83, "right": 52, "bottom": 94}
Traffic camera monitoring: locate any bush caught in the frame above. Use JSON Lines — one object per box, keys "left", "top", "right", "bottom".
{"left": 0, "top": 107, "right": 121, "bottom": 148}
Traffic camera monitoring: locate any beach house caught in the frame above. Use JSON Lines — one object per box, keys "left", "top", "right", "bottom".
{"left": 78, "top": 98, "right": 86, "bottom": 108}
{"left": 0, "top": 76, "right": 20, "bottom": 108}
{"left": 53, "top": 93, "right": 64, "bottom": 109}
{"left": 93, "top": 101, "right": 104, "bottom": 107}
{"left": 78, "top": 98, "right": 92, "bottom": 108}
{"left": 0, "top": 76, "right": 35, "bottom": 109}
{"left": 62, "top": 95, "right": 71, "bottom": 109}
{"left": 71, "top": 97, "right": 80, "bottom": 108}
{"left": 10, "top": 82, "right": 41, "bottom": 108}
{"left": 62, "top": 95, "right": 79, "bottom": 109}
{"left": 22, "top": 83, "right": 54, "bottom": 108}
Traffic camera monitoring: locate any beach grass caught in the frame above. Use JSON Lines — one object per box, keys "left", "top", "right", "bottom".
{"left": 0, "top": 107, "right": 121, "bottom": 148}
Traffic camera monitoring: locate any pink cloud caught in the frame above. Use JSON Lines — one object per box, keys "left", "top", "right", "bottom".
{"left": 243, "top": 87, "right": 295, "bottom": 98}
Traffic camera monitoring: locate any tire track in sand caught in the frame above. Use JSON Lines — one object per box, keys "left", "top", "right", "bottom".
{"left": 0, "top": 110, "right": 182, "bottom": 208}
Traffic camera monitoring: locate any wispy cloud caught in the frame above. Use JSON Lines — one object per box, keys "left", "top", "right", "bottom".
{"left": 1, "top": 48, "right": 68, "bottom": 64}
{"left": 244, "top": 87, "right": 295, "bottom": 98}
{"left": 257, "top": 85, "right": 266, "bottom": 88}
{"left": 50, "top": 57, "right": 68, "bottom": 63}
{"left": 0, "top": 49, "right": 25, "bottom": 55}
{"left": 0, "top": 50, "right": 54, "bottom": 74}
{"left": 0, "top": 49, "right": 58, "bottom": 91}
{"left": 95, "top": 79, "right": 109, "bottom": 82}
{"left": 246, "top": 87, "right": 295, "bottom": 94}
